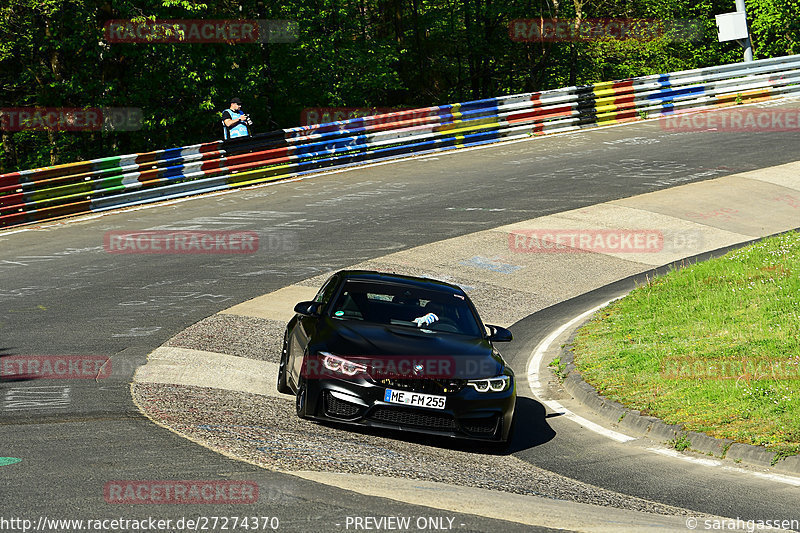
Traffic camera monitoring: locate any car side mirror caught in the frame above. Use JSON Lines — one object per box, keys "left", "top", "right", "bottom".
{"left": 294, "top": 301, "right": 322, "bottom": 316}
{"left": 486, "top": 324, "right": 513, "bottom": 342}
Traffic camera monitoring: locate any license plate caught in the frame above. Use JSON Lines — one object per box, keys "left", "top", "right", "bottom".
{"left": 383, "top": 389, "right": 446, "bottom": 410}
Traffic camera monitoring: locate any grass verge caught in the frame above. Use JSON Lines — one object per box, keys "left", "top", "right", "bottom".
{"left": 571, "top": 231, "right": 800, "bottom": 458}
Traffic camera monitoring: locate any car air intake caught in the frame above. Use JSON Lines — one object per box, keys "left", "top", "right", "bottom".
{"left": 377, "top": 378, "right": 466, "bottom": 394}
{"left": 370, "top": 406, "right": 456, "bottom": 430}
{"left": 461, "top": 416, "right": 500, "bottom": 434}
{"left": 323, "top": 391, "right": 362, "bottom": 419}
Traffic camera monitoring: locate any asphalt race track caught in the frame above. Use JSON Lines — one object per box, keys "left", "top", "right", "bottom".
{"left": 2, "top": 101, "right": 799, "bottom": 532}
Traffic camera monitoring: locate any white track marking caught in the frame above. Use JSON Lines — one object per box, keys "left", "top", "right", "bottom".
{"left": 529, "top": 301, "right": 800, "bottom": 487}
{"left": 650, "top": 447, "right": 800, "bottom": 486}
{"left": 721, "top": 466, "right": 800, "bottom": 487}
{"left": 647, "top": 447, "right": 723, "bottom": 467}
{"left": 526, "top": 298, "right": 635, "bottom": 443}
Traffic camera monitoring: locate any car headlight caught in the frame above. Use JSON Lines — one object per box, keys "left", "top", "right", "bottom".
{"left": 320, "top": 352, "right": 367, "bottom": 376}
{"left": 467, "top": 375, "right": 511, "bottom": 392}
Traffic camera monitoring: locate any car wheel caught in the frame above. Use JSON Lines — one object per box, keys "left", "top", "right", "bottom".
{"left": 276, "top": 331, "right": 291, "bottom": 394}
{"left": 295, "top": 378, "right": 308, "bottom": 419}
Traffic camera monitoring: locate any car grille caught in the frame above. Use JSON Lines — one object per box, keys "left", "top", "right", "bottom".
{"left": 369, "top": 406, "right": 456, "bottom": 430}
{"left": 377, "top": 378, "right": 466, "bottom": 394}
{"left": 323, "top": 391, "right": 362, "bottom": 419}
{"left": 461, "top": 416, "right": 499, "bottom": 435}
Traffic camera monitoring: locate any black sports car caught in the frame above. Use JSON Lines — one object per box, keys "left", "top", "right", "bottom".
{"left": 277, "top": 270, "right": 516, "bottom": 442}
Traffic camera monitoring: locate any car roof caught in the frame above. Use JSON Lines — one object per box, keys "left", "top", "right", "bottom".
{"left": 335, "top": 270, "right": 467, "bottom": 296}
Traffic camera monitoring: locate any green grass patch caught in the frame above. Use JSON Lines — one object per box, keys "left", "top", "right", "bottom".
{"left": 571, "top": 231, "right": 800, "bottom": 457}
{"left": 549, "top": 355, "right": 568, "bottom": 380}
{"left": 670, "top": 434, "right": 692, "bottom": 452}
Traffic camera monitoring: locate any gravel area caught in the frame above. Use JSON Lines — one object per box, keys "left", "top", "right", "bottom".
{"left": 167, "top": 314, "right": 285, "bottom": 362}
{"left": 133, "top": 382, "right": 696, "bottom": 518}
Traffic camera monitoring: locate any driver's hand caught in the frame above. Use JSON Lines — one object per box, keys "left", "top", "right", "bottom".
{"left": 413, "top": 313, "right": 439, "bottom": 327}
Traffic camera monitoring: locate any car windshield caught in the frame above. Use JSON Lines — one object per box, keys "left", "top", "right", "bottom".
{"left": 328, "top": 280, "right": 483, "bottom": 337}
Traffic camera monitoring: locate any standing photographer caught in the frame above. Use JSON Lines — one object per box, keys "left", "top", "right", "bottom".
{"left": 221, "top": 97, "right": 252, "bottom": 139}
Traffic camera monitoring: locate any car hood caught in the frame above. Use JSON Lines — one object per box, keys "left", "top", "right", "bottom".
{"left": 312, "top": 318, "right": 507, "bottom": 379}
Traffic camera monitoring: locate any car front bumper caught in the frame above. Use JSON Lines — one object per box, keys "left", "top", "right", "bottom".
{"left": 301, "top": 377, "right": 516, "bottom": 442}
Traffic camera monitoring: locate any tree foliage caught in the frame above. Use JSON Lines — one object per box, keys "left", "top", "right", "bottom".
{"left": 0, "top": 0, "right": 796, "bottom": 172}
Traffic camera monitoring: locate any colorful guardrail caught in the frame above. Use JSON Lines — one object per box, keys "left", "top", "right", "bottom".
{"left": 2, "top": 53, "right": 800, "bottom": 228}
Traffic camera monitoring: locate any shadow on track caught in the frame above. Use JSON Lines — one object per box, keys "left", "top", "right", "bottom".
{"left": 313, "top": 395, "right": 556, "bottom": 456}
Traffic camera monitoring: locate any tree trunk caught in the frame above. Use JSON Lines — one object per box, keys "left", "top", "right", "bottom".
{"left": 1, "top": 132, "right": 18, "bottom": 173}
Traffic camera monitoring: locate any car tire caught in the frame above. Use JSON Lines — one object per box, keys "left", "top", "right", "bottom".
{"left": 295, "top": 377, "right": 308, "bottom": 419}
{"left": 277, "top": 331, "right": 291, "bottom": 394}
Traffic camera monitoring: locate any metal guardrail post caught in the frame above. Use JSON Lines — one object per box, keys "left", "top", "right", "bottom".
{"left": 735, "top": 0, "right": 754, "bottom": 62}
